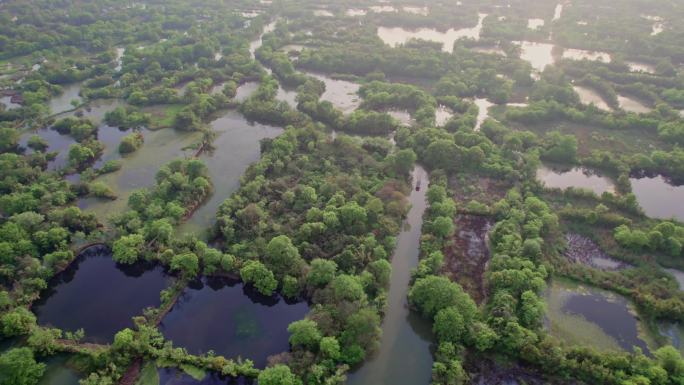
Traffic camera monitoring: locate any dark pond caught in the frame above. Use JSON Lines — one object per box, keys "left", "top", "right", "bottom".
{"left": 158, "top": 367, "right": 251, "bottom": 385}
{"left": 347, "top": 165, "right": 433, "bottom": 385}
{"left": 159, "top": 277, "right": 309, "bottom": 368}
{"left": 33, "top": 245, "right": 172, "bottom": 344}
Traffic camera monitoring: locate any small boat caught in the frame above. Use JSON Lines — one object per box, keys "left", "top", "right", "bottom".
{"left": 415, "top": 179, "right": 421, "bottom": 191}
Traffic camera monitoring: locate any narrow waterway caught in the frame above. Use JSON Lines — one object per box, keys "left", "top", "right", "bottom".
{"left": 347, "top": 165, "right": 433, "bottom": 385}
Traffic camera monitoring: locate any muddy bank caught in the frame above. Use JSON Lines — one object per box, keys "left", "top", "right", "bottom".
{"left": 468, "top": 359, "right": 572, "bottom": 385}
{"left": 443, "top": 214, "right": 492, "bottom": 303}
{"left": 564, "top": 233, "right": 627, "bottom": 271}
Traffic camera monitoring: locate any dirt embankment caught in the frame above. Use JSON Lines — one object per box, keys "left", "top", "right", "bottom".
{"left": 443, "top": 214, "right": 493, "bottom": 303}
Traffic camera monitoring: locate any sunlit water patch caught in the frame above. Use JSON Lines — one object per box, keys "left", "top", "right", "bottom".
{"left": 377, "top": 13, "right": 487, "bottom": 53}
{"left": 528, "top": 18, "right": 545, "bottom": 29}
{"left": 403, "top": 6, "right": 429, "bottom": 15}
{"left": 562, "top": 48, "right": 611, "bottom": 63}
{"left": 474, "top": 98, "right": 494, "bottom": 131}
{"left": 573, "top": 85, "right": 612, "bottom": 111}
{"left": 235, "top": 81, "right": 260, "bottom": 102}
{"left": 435, "top": 105, "right": 454, "bottom": 126}
{"left": 306, "top": 72, "right": 360, "bottom": 114}
{"left": 515, "top": 41, "right": 555, "bottom": 72}
{"left": 626, "top": 61, "right": 656, "bottom": 74}
{"left": 617, "top": 95, "right": 651, "bottom": 114}
{"left": 346, "top": 9, "right": 367, "bottom": 16}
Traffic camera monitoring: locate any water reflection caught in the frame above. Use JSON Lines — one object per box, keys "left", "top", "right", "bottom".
{"left": 562, "top": 48, "right": 611, "bottom": 63}
{"left": 537, "top": 165, "right": 615, "bottom": 195}
{"left": 630, "top": 175, "right": 684, "bottom": 222}
{"left": 306, "top": 72, "right": 360, "bottom": 114}
{"left": 38, "top": 355, "right": 80, "bottom": 385}
{"left": 159, "top": 277, "right": 309, "bottom": 368}
{"left": 617, "top": 95, "right": 651, "bottom": 113}
{"left": 179, "top": 111, "right": 283, "bottom": 235}
{"left": 377, "top": 13, "right": 487, "bottom": 53}
{"left": 403, "top": 6, "right": 429, "bottom": 16}
{"left": 49, "top": 83, "right": 83, "bottom": 115}
{"left": 665, "top": 268, "right": 684, "bottom": 290}
{"left": 516, "top": 41, "right": 555, "bottom": 72}
{"left": 347, "top": 166, "right": 433, "bottom": 385}
{"left": 346, "top": 9, "right": 367, "bottom": 17}
{"left": 527, "top": 18, "right": 545, "bottom": 29}
{"left": 626, "top": 62, "right": 656, "bottom": 74}
{"left": 387, "top": 109, "right": 413, "bottom": 126}
{"left": 473, "top": 98, "right": 494, "bottom": 131}
{"left": 235, "top": 81, "right": 260, "bottom": 102}
{"left": 553, "top": 3, "right": 563, "bottom": 21}
{"left": 545, "top": 280, "right": 651, "bottom": 354}
{"left": 33, "top": 245, "right": 171, "bottom": 343}
{"left": 435, "top": 105, "right": 453, "bottom": 126}
{"left": 573, "top": 85, "right": 612, "bottom": 111}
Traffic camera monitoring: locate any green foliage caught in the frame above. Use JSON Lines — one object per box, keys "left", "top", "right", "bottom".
{"left": 1, "top": 307, "right": 36, "bottom": 337}
{"left": 0, "top": 348, "right": 45, "bottom": 385}
{"left": 288, "top": 319, "right": 322, "bottom": 350}
{"left": 119, "top": 132, "right": 144, "bottom": 154}
{"left": 112, "top": 234, "right": 145, "bottom": 264}
{"left": 170, "top": 253, "right": 199, "bottom": 277}
{"left": 240, "top": 260, "right": 277, "bottom": 296}
{"left": 409, "top": 276, "right": 477, "bottom": 320}
{"left": 258, "top": 365, "right": 302, "bottom": 385}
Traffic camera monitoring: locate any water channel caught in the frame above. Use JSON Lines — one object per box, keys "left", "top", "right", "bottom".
{"left": 346, "top": 165, "right": 433, "bottom": 385}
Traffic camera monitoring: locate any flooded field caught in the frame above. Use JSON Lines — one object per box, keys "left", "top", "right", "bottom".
{"left": 545, "top": 279, "right": 653, "bottom": 354}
